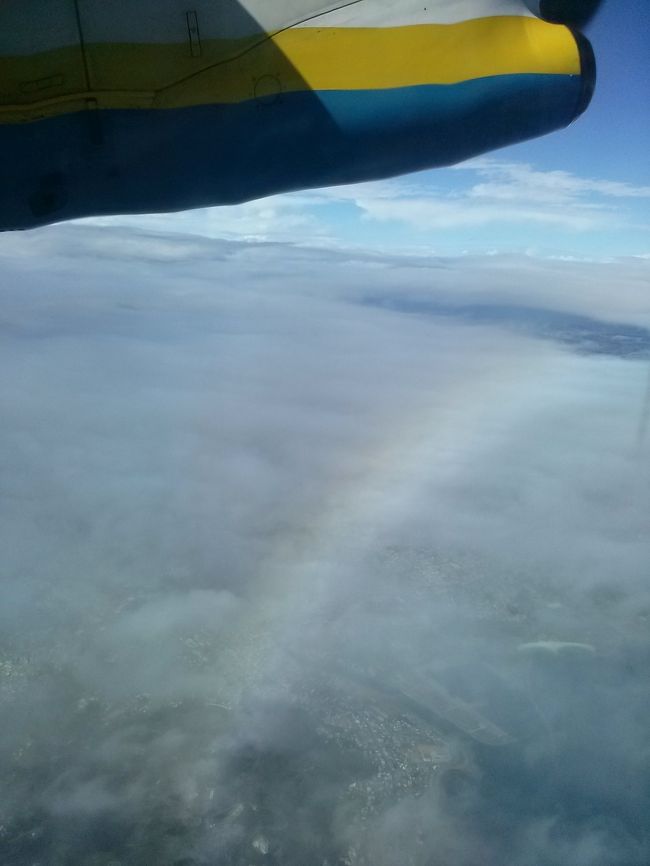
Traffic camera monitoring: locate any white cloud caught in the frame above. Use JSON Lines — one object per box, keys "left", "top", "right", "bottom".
{"left": 56, "top": 157, "right": 648, "bottom": 252}
{"left": 84, "top": 189, "right": 334, "bottom": 245}
{"left": 4, "top": 222, "right": 649, "bottom": 327}
{"left": 0, "top": 223, "right": 649, "bottom": 864}
{"left": 460, "top": 157, "right": 650, "bottom": 202}
{"left": 317, "top": 159, "right": 650, "bottom": 234}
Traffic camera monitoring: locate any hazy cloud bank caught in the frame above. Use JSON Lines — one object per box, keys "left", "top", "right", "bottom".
{"left": 1, "top": 225, "right": 649, "bottom": 865}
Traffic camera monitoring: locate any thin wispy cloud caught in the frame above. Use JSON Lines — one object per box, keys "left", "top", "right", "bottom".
{"left": 460, "top": 158, "right": 650, "bottom": 202}
{"left": 81, "top": 158, "right": 650, "bottom": 258}
{"left": 317, "top": 159, "right": 650, "bottom": 235}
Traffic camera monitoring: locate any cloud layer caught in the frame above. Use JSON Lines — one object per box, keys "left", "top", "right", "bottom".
{"left": 1, "top": 224, "right": 649, "bottom": 865}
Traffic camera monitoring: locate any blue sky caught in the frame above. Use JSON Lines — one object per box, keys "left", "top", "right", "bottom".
{"left": 102, "top": 0, "right": 649, "bottom": 259}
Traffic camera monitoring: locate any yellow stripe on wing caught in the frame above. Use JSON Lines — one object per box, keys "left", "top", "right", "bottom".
{"left": 274, "top": 16, "right": 581, "bottom": 89}
{"left": 0, "top": 17, "right": 580, "bottom": 123}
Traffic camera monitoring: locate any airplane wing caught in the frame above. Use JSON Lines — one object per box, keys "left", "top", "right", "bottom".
{"left": 0, "top": 0, "right": 599, "bottom": 230}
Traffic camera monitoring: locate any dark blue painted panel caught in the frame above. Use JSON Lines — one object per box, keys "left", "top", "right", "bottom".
{"left": 0, "top": 73, "right": 584, "bottom": 230}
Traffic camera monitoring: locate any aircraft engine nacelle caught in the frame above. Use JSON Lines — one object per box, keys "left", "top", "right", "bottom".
{"left": 0, "top": 0, "right": 598, "bottom": 231}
